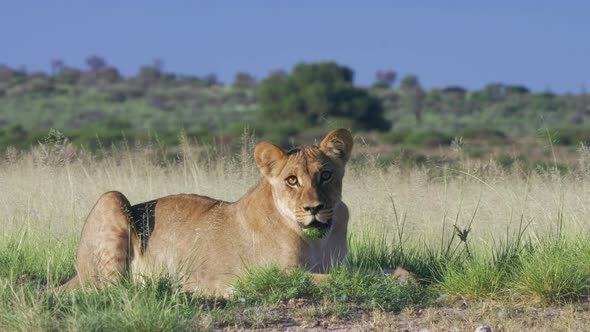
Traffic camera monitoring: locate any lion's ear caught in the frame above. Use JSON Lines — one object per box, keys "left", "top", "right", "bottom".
{"left": 254, "top": 142, "right": 286, "bottom": 177}
{"left": 319, "top": 128, "right": 353, "bottom": 163}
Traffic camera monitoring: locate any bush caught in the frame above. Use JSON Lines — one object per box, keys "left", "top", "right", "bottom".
{"left": 496, "top": 154, "right": 514, "bottom": 169}
{"left": 552, "top": 128, "right": 590, "bottom": 146}
{"left": 402, "top": 130, "right": 453, "bottom": 147}
{"left": 256, "top": 62, "right": 390, "bottom": 132}
{"left": 69, "top": 118, "right": 133, "bottom": 150}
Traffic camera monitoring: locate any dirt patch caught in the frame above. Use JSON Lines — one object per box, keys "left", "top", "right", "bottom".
{"left": 216, "top": 300, "right": 590, "bottom": 331}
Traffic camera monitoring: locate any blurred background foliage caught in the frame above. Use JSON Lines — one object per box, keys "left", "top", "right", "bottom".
{"left": 1, "top": 56, "right": 589, "bottom": 167}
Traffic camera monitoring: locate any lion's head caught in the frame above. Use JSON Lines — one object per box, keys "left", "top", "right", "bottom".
{"left": 254, "top": 129, "right": 353, "bottom": 232}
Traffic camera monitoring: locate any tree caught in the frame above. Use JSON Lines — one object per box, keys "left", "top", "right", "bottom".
{"left": 442, "top": 85, "right": 466, "bottom": 94}
{"left": 95, "top": 66, "right": 120, "bottom": 83}
{"left": 138, "top": 65, "right": 161, "bottom": 86}
{"left": 0, "top": 65, "right": 11, "bottom": 82}
{"left": 373, "top": 69, "right": 397, "bottom": 88}
{"left": 505, "top": 85, "right": 529, "bottom": 95}
{"left": 55, "top": 67, "right": 81, "bottom": 84}
{"left": 441, "top": 86, "right": 467, "bottom": 115}
{"left": 400, "top": 75, "right": 419, "bottom": 90}
{"left": 85, "top": 55, "right": 107, "bottom": 71}
{"left": 204, "top": 73, "right": 220, "bottom": 86}
{"left": 256, "top": 62, "right": 390, "bottom": 131}
{"left": 233, "top": 71, "right": 256, "bottom": 88}
{"left": 574, "top": 85, "right": 590, "bottom": 123}
{"left": 399, "top": 74, "right": 425, "bottom": 124}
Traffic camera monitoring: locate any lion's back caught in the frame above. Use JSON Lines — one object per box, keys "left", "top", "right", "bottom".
{"left": 153, "top": 193, "right": 230, "bottom": 225}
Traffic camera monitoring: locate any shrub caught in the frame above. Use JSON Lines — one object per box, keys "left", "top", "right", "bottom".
{"left": 402, "top": 130, "right": 453, "bottom": 147}
{"left": 256, "top": 62, "right": 390, "bottom": 131}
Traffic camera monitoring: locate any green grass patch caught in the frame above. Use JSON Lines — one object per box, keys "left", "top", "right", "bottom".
{"left": 232, "top": 265, "right": 317, "bottom": 304}
{"left": 512, "top": 241, "right": 590, "bottom": 303}
{"left": 3, "top": 225, "right": 590, "bottom": 329}
{"left": 320, "top": 266, "right": 434, "bottom": 312}
{"left": 437, "top": 260, "right": 509, "bottom": 300}
{"left": 233, "top": 264, "right": 434, "bottom": 313}
{"left": 0, "top": 277, "right": 211, "bottom": 331}
{"left": 0, "top": 233, "right": 77, "bottom": 287}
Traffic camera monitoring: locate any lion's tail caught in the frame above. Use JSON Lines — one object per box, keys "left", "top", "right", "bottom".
{"left": 58, "top": 275, "right": 80, "bottom": 291}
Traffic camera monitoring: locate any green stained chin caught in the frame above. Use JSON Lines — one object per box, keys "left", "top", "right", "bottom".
{"left": 302, "top": 226, "right": 329, "bottom": 239}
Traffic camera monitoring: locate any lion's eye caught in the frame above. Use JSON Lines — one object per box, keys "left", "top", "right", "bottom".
{"left": 286, "top": 176, "right": 298, "bottom": 186}
{"left": 320, "top": 171, "right": 332, "bottom": 182}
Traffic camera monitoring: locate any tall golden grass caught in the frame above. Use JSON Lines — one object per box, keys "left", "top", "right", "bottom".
{"left": 2, "top": 136, "right": 589, "bottom": 252}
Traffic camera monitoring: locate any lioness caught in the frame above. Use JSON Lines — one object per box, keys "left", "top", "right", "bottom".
{"left": 64, "top": 129, "right": 353, "bottom": 295}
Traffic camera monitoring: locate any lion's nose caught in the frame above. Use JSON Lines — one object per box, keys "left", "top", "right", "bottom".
{"left": 303, "top": 204, "right": 324, "bottom": 214}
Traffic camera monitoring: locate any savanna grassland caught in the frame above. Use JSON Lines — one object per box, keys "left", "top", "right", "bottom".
{"left": 2, "top": 136, "right": 590, "bottom": 331}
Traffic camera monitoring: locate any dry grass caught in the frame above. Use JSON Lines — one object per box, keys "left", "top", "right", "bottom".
{"left": 3, "top": 137, "right": 590, "bottom": 247}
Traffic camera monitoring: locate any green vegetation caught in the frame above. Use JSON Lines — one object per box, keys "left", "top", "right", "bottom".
{"left": 3, "top": 140, "right": 590, "bottom": 329}
{"left": 256, "top": 62, "right": 390, "bottom": 134}
{"left": 1, "top": 59, "right": 590, "bottom": 157}
{"left": 2, "top": 215, "right": 590, "bottom": 329}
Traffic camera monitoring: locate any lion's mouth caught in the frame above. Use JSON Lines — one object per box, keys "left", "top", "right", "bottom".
{"left": 300, "top": 218, "right": 332, "bottom": 239}
{"left": 302, "top": 219, "right": 332, "bottom": 230}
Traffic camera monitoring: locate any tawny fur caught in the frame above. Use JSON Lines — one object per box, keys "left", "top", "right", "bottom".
{"left": 64, "top": 129, "right": 354, "bottom": 296}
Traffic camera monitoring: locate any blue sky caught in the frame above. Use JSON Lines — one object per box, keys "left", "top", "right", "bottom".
{"left": 1, "top": 1, "right": 588, "bottom": 92}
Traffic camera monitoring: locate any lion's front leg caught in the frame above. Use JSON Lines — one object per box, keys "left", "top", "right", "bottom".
{"left": 310, "top": 267, "right": 415, "bottom": 288}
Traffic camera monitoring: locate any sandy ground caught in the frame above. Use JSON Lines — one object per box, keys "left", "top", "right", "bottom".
{"left": 217, "top": 299, "right": 590, "bottom": 332}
